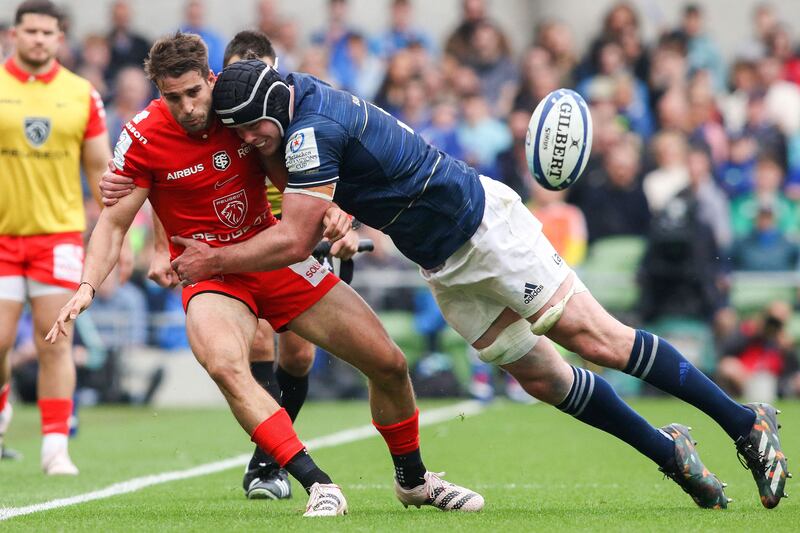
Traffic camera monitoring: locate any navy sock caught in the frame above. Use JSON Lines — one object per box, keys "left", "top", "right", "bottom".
{"left": 625, "top": 330, "right": 755, "bottom": 441}
{"left": 276, "top": 366, "right": 309, "bottom": 422}
{"left": 557, "top": 366, "right": 675, "bottom": 467}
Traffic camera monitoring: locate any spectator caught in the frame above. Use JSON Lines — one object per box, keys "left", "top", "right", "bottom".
{"left": 311, "top": 0, "right": 359, "bottom": 85}
{"left": 374, "top": 48, "right": 416, "bottom": 115}
{"left": 0, "top": 22, "right": 13, "bottom": 60}
{"left": 680, "top": 145, "right": 733, "bottom": 251}
{"left": 180, "top": 0, "right": 225, "bottom": 74}
{"left": 456, "top": 92, "right": 511, "bottom": 176}
{"left": 466, "top": 20, "right": 518, "bottom": 117}
{"left": 718, "top": 301, "right": 800, "bottom": 400}
{"left": 737, "top": 2, "right": 779, "bottom": 61}
{"left": 642, "top": 130, "right": 690, "bottom": 212}
{"left": 687, "top": 73, "right": 727, "bottom": 166}
{"left": 569, "top": 136, "right": 651, "bottom": 243}
{"left": 719, "top": 59, "right": 759, "bottom": 133}
{"left": 529, "top": 182, "right": 588, "bottom": 267}
{"left": 255, "top": 0, "right": 281, "bottom": 40}
{"left": 296, "top": 46, "right": 333, "bottom": 83}
{"left": 398, "top": 77, "right": 431, "bottom": 132}
{"left": 105, "top": 67, "right": 152, "bottom": 143}
{"left": 106, "top": 0, "right": 150, "bottom": 83}
{"left": 718, "top": 132, "right": 758, "bottom": 198}
{"left": 512, "top": 48, "right": 558, "bottom": 113}
{"left": 677, "top": 4, "right": 726, "bottom": 91}
{"left": 767, "top": 24, "right": 800, "bottom": 86}
{"left": 742, "top": 90, "right": 787, "bottom": 169}
{"left": 419, "top": 98, "right": 464, "bottom": 161}
{"left": 535, "top": 19, "right": 579, "bottom": 87}
{"left": 638, "top": 195, "right": 725, "bottom": 324}
{"left": 730, "top": 201, "right": 800, "bottom": 271}
{"left": 77, "top": 34, "right": 111, "bottom": 100}
{"left": 731, "top": 154, "right": 799, "bottom": 238}
{"left": 444, "top": 0, "right": 487, "bottom": 64}
{"left": 377, "top": 0, "right": 434, "bottom": 58}
{"left": 495, "top": 109, "right": 535, "bottom": 201}
{"left": 759, "top": 54, "right": 800, "bottom": 136}
{"left": 334, "top": 32, "right": 384, "bottom": 101}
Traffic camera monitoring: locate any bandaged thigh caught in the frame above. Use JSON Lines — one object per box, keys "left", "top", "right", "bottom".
{"left": 477, "top": 319, "right": 540, "bottom": 365}
{"left": 530, "top": 276, "right": 588, "bottom": 335}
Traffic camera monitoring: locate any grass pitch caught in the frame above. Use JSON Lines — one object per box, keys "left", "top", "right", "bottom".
{"left": 0, "top": 399, "right": 797, "bottom": 532}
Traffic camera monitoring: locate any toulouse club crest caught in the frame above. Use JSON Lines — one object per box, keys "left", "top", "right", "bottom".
{"left": 213, "top": 189, "right": 248, "bottom": 228}
{"left": 24, "top": 117, "right": 51, "bottom": 147}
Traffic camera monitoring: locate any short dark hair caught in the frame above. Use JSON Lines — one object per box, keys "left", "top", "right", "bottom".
{"left": 15, "top": 0, "right": 63, "bottom": 28}
{"left": 223, "top": 30, "right": 276, "bottom": 68}
{"left": 144, "top": 31, "right": 209, "bottom": 82}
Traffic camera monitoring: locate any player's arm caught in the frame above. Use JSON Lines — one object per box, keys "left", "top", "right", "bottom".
{"left": 45, "top": 187, "right": 149, "bottom": 343}
{"left": 81, "top": 133, "right": 112, "bottom": 207}
{"left": 171, "top": 184, "right": 333, "bottom": 284}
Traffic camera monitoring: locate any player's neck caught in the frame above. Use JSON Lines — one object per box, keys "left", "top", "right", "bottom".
{"left": 13, "top": 53, "right": 57, "bottom": 77}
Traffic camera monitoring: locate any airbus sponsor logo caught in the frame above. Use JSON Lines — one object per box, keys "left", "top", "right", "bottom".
{"left": 167, "top": 163, "right": 204, "bottom": 180}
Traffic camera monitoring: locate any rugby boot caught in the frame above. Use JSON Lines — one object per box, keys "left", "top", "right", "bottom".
{"left": 395, "top": 471, "right": 484, "bottom": 511}
{"left": 303, "top": 483, "right": 347, "bottom": 517}
{"left": 735, "top": 403, "right": 790, "bottom": 509}
{"left": 659, "top": 423, "right": 729, "bottom": 509}
{"left": 243, "top": 465, "right": 292, "bottom": 500}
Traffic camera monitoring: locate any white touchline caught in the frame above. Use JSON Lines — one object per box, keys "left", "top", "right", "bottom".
{"left": 0, "top": 401, "right": 483, "bottom": 521}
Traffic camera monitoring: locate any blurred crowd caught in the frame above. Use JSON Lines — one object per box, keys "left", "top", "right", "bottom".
{"left": 4, "top": 0, "right": 800, "bottom": 401}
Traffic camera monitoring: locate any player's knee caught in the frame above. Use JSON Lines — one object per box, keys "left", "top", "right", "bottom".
{"left": 203, "top": 358, "right": 250, "bottom": 392}
{"left": 279, "top": 344, "right": 315, "bottom": 376}
{"left": 370, "top": 344, "right": 409, "bottom": 386}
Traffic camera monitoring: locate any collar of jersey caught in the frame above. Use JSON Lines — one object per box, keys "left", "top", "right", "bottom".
{"left": 4, "top": 57, "right": 60, "bottom": 84}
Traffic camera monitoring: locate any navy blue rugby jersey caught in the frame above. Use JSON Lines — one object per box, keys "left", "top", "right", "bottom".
{"left": 283, "top": 73, "right": 485, "bottom": 269}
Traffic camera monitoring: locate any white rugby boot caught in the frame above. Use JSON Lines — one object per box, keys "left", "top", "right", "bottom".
{"left": 41, "top": 434, "right": 79, "bottom": 475}
{"left": 303, "top": 483, "right": 348, "bottom": 517}
{"left": 395, "top": 471, "right": 484, "bottom": 511}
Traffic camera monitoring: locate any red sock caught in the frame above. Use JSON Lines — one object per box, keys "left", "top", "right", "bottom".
{"left": 250, "top": 408, "right": 305, "bottom": 467}
{"left": 0, "top": 384, "right": 9, "bottom": 412}
{"left": 38, "top": 398, "right": 72, "bottom": 435}
{"left": 373, "top": 409, "right": 420, "bottom": 455}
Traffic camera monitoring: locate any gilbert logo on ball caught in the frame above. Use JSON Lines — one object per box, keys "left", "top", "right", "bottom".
{"left": 526, "top": 88, "right": 593, "bottom": 191}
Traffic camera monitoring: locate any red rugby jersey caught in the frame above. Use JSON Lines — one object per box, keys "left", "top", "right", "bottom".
{"left": 112, "top": 98, "right": 276, "bottom": 259}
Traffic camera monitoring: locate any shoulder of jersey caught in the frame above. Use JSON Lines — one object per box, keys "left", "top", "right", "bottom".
{"left": 123, "top": 101, "right": 166, "bottom": 144}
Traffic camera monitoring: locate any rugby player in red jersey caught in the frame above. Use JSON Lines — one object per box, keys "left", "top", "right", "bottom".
{"left": 47, "top": 32, "right": 483, "bottom": 515}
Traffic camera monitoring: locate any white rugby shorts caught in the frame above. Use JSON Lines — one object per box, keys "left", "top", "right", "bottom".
{"left": 420, "top": 176, "right": 572, "bottom": 344}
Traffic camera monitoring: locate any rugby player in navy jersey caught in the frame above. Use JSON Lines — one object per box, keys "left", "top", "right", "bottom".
{"left": 169, "top": 60, "right": 788, "bottom": 509}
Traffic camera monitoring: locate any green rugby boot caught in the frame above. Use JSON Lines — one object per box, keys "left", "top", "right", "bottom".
{"left": 735, "top": 403, "right": 790, "bottom": 509}
{"left": 660, "top": 423, "right": 730, "bottom": 509}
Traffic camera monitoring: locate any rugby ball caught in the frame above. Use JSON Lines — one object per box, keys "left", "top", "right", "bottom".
{"left": 525, "top": 88, "right": 592, "bottom": 191}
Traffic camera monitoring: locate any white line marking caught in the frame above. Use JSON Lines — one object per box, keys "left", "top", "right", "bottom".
{"left": 0, "top": 401, "right": 483, "bottom": 522}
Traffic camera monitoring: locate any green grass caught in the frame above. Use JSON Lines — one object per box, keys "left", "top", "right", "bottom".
{"left": 1, "top": 399, "right": 798, "bottom": 532}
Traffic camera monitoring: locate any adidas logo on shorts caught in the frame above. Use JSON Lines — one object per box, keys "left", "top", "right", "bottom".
{"left": 523, "top": 283, "right": 542, "bottom": 304}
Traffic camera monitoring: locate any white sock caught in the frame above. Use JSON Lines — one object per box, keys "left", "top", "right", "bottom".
{"left": 41, "top": 433, "right": 69, "bottom": 461}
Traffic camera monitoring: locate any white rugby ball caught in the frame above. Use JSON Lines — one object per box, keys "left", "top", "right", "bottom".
{"left": 525, "top": 88, "right": 593, "bottom": 191}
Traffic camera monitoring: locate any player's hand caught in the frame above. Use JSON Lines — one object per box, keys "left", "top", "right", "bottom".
{"left": 322, "top": 205, "right": 350, "bottom": 242}
{"left": 118, "top": 236, "right": 134, "bottom": 284}
{"left": 100, "top": 159, "right": 135, "bottom": 207}
{"left": 44, "top": 284, "right": 94, "bottom": 344}
{"left": 148, "top": 248, "right": 180, "bottom": 288}
{"left": 170, "top": 236, "right": 220, "bottom": 286}
{"left": 329, "top": 229, "right": 359, "bottom": 260}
